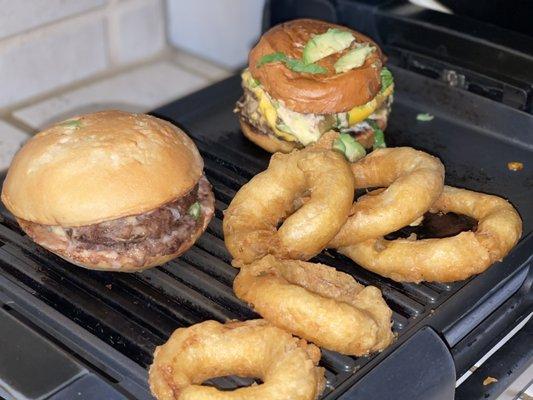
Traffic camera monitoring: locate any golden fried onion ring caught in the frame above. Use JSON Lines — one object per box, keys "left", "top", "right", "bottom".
{"left": 329, "top": 147, "right": 445, "bottom": 247}
{"left": 224, "top": 149, "right": 354, "bottom": 264}
{"left": 339, "top": 186, "right": 522, "bottom": 282}
{"left": 149, "top": 320, "right": 324, "bottom": 400}
{"left": 233, "top": 256, "right": 394, "bottom": 355}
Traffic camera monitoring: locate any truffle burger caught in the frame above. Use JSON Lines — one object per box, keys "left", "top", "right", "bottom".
{"left": 235, "top": 19, "right": 394, "bottom": 156}
{"left": 1, "top": 111, "right": 215, "bottom": 272}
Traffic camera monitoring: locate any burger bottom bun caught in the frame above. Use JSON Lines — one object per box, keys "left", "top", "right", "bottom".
{"left": 240, "top": 120, "right": 300, "bottom": 154}
{"left": 65, "top": 246, "right": 195, "bottom": 272}
{"left": 17, "top": 188, "right": 215, "bottom": 272}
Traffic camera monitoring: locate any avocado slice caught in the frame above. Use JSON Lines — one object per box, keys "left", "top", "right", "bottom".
{"left": 334, "top": 44, "right": 375, "bottom": 73}
{"left": 302, "top": 28, "right": 355, "bottom": 64}
{"left": 333, "top": 133, "right": 366, "bottom": 162}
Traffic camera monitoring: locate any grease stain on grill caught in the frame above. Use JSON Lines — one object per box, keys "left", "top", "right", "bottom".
{"left": 385, "top": 212, "right": 478, "bottom": 241}
{"left": 204, "top": 376, "right": 262, "bottom": 391}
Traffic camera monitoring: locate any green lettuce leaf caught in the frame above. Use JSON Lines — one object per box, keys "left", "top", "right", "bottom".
{"left": 257, "top": 52, "right": 327, "bottom": 74}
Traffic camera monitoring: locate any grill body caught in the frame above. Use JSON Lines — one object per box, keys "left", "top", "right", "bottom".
{"left": 1, "top": 1, "right": 533, "bottom": 397}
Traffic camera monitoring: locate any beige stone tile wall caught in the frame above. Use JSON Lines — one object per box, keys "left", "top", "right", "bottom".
{"left": 0, "top": 0, "right": 168, "bottom": 110}
{"left": 0, "top": 1, "right": 232, "bottom": 170}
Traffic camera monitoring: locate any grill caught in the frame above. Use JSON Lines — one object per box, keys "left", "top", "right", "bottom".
{"left": 1, "top": 1, "right": 533, "bottom": 399}
{"left": 0, "top": 135, "right": 465, "bottom": 397}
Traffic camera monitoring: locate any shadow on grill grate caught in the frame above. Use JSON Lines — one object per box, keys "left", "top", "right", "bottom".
{"left": 0, "top": 136, "right": 463, "bottom": 397}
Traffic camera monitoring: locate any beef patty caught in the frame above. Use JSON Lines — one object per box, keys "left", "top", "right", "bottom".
{"left": 18, "top": 176, "right": 215, "bottom": 269}
{"left": 235, "top": 87, "right": 391, "bottom": 149}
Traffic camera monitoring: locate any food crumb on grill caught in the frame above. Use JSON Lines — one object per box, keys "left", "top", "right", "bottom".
{"left": 483, "top": 376, "right": 498, "bottom": 386}
{"left": 406, "top": 233, "right": 417, "bottom": 241}
{"left": 507, "top": 161, "right": 523, "bottom": 171}
{"left": 416, "top": 113, "right": 434, "bottom": 122}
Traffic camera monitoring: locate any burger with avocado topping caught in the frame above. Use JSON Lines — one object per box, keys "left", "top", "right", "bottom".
{"left": 235, "top": 19, "right": 394, "bottom": 158}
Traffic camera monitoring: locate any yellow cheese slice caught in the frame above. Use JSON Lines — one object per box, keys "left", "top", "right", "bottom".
{"left": 241, "top": 69, "right": 394, "bottom": 143}
{"left": 348, "top": 84, "right": 394, "bottom": 125}
{"left": 242, "top": 70, "right": 297, "bottom": 142}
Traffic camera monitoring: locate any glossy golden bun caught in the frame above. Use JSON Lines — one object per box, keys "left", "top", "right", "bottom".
{"left": 240, "top": 120, "right": 299, "bottom": 153}
{"left": 2, "top": 110, "right": 203, "bottom": 226}
{"left": 249, "top": 19, "right": 384, "bottom": 114}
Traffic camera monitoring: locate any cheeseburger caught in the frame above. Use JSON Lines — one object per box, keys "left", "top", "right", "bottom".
{"left": 235, "top": 19, "right": 394, "bottom": 156}
{"left": 1, "top": 111, "right": 214, "bottom": 272}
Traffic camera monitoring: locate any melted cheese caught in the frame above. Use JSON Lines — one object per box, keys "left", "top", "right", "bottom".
{"left": 241, "top": 69, "right": 394, "bottom": 144}
{"left": 241, "top": 70, "right": 297, "bottom": 142}
{"left": 276, "top": 106, "right": 323, "bottom": 145}
{"left": 348, "top": 83, "right": 394, "bottom": 125}
{"left": 242, "top": 69, "right": 322, "bottom": 144}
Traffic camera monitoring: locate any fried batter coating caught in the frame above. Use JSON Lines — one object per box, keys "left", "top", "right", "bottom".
{"left": 329, "top": 147, "right": 445, "bottom": 247}
{"left": 234, "top": 256, "right": 394, "bottom": 355}
{"left": 149, "top": 320, "right": 325, "bottom": 400}
{"left": 224, "top": 149, "right": 354, "bottom": 264}
{"left": 339, "top": 186, "right": 522, "bottom": 282}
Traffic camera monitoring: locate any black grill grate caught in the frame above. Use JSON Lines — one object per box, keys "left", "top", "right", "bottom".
{"left": 0, "top": 137, "right": 465, "bottom": 397}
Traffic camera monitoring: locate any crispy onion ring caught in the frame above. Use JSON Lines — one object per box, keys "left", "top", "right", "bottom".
{"left": 223, "top": 149, "right": 354, "bottom": 264}
{"left": 233, "top": 256, "right": 394, "bottom": 355}
{"left": 339, "top": 186, "right": 522, "bottom": 282}
{"left": 329, "top": 147, "right": 445, "bottom": 247}
{"left": 149, "top": 319, "right": 325, "bottom": 400}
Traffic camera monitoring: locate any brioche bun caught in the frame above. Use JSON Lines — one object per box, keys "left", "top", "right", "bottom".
{"left": 2, "top": 110, "right": 203, "bottom": 227}
{"left": 240, "top": 120, "right": 300, "bottom": 153}
{"left": 249, "top": 19, "right": 384, "bottom": 114}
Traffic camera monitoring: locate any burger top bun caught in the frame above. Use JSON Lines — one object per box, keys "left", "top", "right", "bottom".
{"left": 1, "top": 110, "right": 204, "bottom": 227}
{"left": 249, "top": 19, "right": 385, "bottom": 114}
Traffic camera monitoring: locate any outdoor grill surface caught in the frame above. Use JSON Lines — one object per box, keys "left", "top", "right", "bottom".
{"left": 0, "top": 63, "right": 531, "bottom": 400}
{"left": 1, "top": 3, "right": 533, "bottom": 396}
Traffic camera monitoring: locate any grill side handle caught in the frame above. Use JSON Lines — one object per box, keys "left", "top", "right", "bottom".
{"left": 335, "top": 326, "right": 455, "bottom": 400}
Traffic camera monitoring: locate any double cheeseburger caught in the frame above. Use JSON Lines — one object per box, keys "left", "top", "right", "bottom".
{"left": 236, "top": 19, "right": 394, "bottom": 155}
{"left": 1, "top": 111, "right": 215, "bottom": 272}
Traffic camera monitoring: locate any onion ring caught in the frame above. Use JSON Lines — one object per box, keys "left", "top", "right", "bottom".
{"left": 223, "top": 149, "right": 354, "bottom": 264}
{"left": 339, "top": 186, "right": 522, "bottom": 282}
{"left": 149, "top": 319, "right": 325, "bottom": 400}
{"left": 233, "top": 256, "right": 394, "bottom": 355}
{"left": 329, "top": 147, "right": 445, "bottom": 247}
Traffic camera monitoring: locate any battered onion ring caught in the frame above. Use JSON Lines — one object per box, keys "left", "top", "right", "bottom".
{"left": 339, "top": 186, "right": 522, "bottom": 282}
{"left": 329, "top": 146, "right": 445, "bottom": 247}
{"left": 149, "top": 319, "right": 325, "bottom": 400}
{"left": 233, "top": 256, "right": 394, "bottom": 355}
{"left": 223, "top": 149, "right": 354, "bottom": 264}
